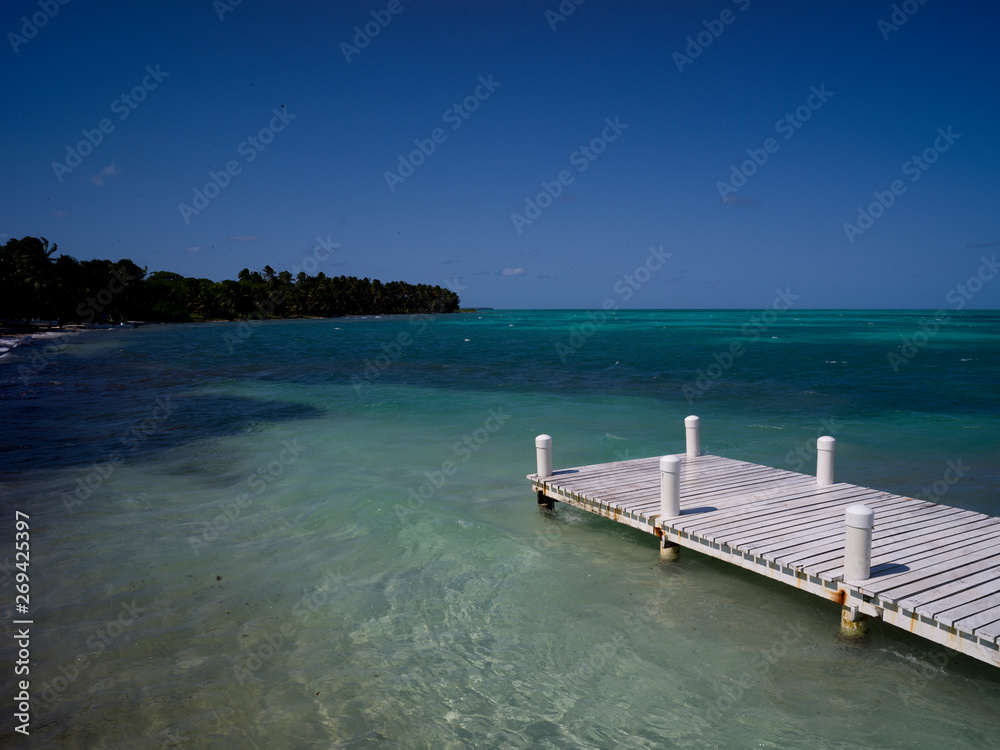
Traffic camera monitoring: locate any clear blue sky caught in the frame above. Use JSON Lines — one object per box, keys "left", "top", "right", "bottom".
{"left": 2, "top": 0, "right": 999, "bottom": 309}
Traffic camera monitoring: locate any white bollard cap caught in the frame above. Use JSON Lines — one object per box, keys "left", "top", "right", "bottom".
{"left": 535, "top": 434, "right": 552, "bottom": 449}
{"left": 685, "top": 415, "right": 699, "bottom": 426}
{"left": 845, "top": 504, "right": 874, "bottom": 529}
{"left": 660, "top": 455, "right": 681, "bottom": 472}
{"left": 817, "top": 436, "right": 836, "bottom": 452}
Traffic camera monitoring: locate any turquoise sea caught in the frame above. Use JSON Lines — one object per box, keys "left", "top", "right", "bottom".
{"left": 2, "top": 310, "right": 999, "bottom": 748}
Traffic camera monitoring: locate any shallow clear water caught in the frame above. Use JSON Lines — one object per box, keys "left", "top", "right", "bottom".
{"left": 2, "top": 310, "right": 999, "bottom": 748}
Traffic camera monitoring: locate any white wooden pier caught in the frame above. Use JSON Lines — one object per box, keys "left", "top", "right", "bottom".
{"left": 527, "top": 418, "right": 1000, "bottom": 670}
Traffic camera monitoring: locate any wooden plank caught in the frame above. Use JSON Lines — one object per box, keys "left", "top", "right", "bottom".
{"left": 791, "top": 515, "right": 1000, "bottom": 574}
{"left": 973, "top": 618, "right": 1000, "bottom": 643}
{"left": 950, "top": 607, "right": 1000, "bottom": 640}
{"left": 667, "top": 481, "right": 870, "bottom": 517}
{"left": 754, "top": 501, "right": 964, "bottom": 558}
{"left": 676, "top": 488, "right": 890, "bottom": 538}
{"left": 596, "top": 470, "right": 787, "bottom": 504}
{"left": 595, "top": 470, "right": 816, "bottom": 513}
{"left": 864, "top": 548, "right": 1000, "bottom": 601}
{"left": 626, "top": 476, "right": 823, "bottom": 516}
{"left": 747, "top": 498, "right": 931, "bottom": 560}
{"left": 799, "top": 511, "right": 997, "bottom": 574}
{"left": 538, "top": 454, "right": 728, "bottom": 484}
{"left": 769, "top": 501, "right": 980, "bottom": 564}
{"left": 592, "top": 462, "right": 795, "bottom": 501}
{"left": 919, "top": 580, "right": 1000, "bottom": 623}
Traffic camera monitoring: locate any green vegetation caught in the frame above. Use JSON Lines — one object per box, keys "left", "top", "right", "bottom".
{"left": 0, "top": 236, "right": 460, "bottom": 323}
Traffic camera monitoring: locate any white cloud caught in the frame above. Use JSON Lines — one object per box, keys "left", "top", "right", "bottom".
{"left": 91, "top": 163, "right": 123, "bottom": 186}
{"left": 501, "top": 267, "right": 526, "bottom": 276}
{"left": 185, "top": 246, "right": 202, "bottom": 253}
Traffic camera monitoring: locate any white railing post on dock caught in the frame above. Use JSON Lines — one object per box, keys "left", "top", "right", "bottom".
{"left": 844, "top": 504, "right": 874, "bottom": 580}
{"left": 659, "top": 455, "right": 682, "bottom": 561}
{"left": 535, "top": 434, "right": 553, "bottom": 478}
{"left": 660, "top": 456, "right": 681, "bottom": 518}
{"left": 685, "top": 415, "right": 700, "bottom": 459}
{"left": 816, "top": 436, "right": 835, "bottom": 485}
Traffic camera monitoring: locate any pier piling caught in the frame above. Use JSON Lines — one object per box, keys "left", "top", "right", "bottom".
{"left": 816, "top": 435, "right": 835, "bottom": 485}
{"left": 659, "top": 455, "right": 681, "bottom": 561}
{"left": 660, "top": 455, "right": 681, "bottom": 519}
{"left": 535, "top": 434, "right": 552, "bottom": 478}
{"left": 843, "top": 504, "right": 874, "bottom": 581}
{"left": 685, "top": 415, "right": 700, "bottom": 459}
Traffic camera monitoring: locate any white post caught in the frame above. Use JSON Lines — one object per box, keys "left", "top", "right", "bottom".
{"left": 535, "top": 434, "right": 552, "bottom": 478}
{"left": 844, "top": 504, "right": 874, "bottom": 581}
{"left": 660, "top": 455, "right": 681, "bottom": 519}
{"left": 685, "top": 415, "right": 700, "bottom": 459}
{"left": 816, "top": 435, "right": 835, "bottom": 485}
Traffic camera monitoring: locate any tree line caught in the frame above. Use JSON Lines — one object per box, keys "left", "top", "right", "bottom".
{"left": 0, "top": 236, "right": 460, "bottom": 323}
